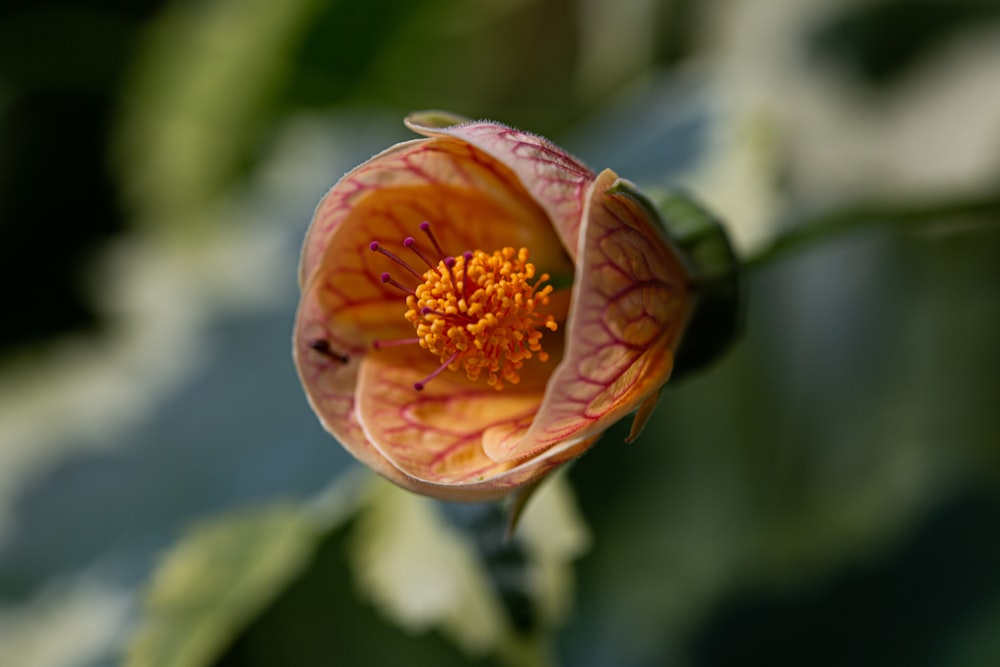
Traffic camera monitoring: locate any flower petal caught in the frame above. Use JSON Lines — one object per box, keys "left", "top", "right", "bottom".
{"left": 293, "top": 275, "right": 414, "bottom": 490}
{"left": 483, "top": 169, "right": 694, "bottom": 462}
{"left": 355, "top": 343, "right": 592, "bottom": 496}
{"left": 356, "top": 345, "right": 544, "bottom": 483}
{"left": 300, "top": 138, "right": 571, "bottom": 288}
{"left": 405, "top": 113, "right": 595, "bottom": 262}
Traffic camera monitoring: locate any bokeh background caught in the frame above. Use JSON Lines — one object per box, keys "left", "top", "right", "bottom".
{"left": 2, "top": 0, "right": 999, "bottom": 665}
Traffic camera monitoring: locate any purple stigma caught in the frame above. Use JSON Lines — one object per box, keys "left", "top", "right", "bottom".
{"left": 403, "top": 236, "right": 438, "bottom": 270}
{"left": 370, "top": 241, "right": 422, "bottom": 279}
{"left": 412, "top": 350, "right": 460, "bottom": 391}
{"left": 420, "top": 221, "right": 447, "bottom": 259}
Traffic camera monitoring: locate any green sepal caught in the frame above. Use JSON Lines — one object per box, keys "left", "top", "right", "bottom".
{"left": 656, "top": 189, "right": 745, "bottom": 379}
{"left": 405, "top": 110, "right": 473, "bottom": 130}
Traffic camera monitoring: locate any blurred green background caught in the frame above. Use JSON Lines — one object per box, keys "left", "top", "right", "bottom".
{"left": 1, "top": 0, "right": 999, "bottom": 666}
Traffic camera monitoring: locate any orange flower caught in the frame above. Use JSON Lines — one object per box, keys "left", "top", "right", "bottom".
{"left": 294, "top": 112, "right": 693, "bottom": 501}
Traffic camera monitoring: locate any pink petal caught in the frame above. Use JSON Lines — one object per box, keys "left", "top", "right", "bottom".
{"left": 300, "top": 138, "right": 570, "bottom": 287}
{"left": 293, "top": 276, "right": 416, "bottom": 490}
{"left": 405, "top": 113, "right": 595, "bottom": 262}
{"left": 483, "top": 169, "right": 694, "bottom": 463}
{"left": 355, "top": 343, "right": 592, "bottom": 496}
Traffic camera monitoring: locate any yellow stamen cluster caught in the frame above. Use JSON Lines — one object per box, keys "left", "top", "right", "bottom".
{"left": 405, "top": 247, "right": 558, "bottom": 390}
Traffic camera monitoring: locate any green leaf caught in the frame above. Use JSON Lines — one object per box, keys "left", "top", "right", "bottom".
{"left": 125, "top": 506, "right": 317, "bottom": 667}
{"left": 350, "top": 479, "right": 509, "bottom": 656}
{"left": 350, "top": 475, "right": 589, "bottom": 667}
{"left": 125, "top": 474, "right": 365, "bottom": 667}
{"left": 113, "top": 0, "right": 332, "bottom": 232}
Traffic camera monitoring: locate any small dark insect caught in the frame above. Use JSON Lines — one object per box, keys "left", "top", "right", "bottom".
{"left": 308, "top": 338, "right": 349, "bottom": 364}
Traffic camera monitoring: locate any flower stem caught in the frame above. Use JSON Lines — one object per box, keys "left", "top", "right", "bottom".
{"left": 745, "top": 192, "right": 1000, "bottom": 270}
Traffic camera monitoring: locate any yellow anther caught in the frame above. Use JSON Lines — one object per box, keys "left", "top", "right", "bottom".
{"left": 404, "top": 247, "right": 558, "bottom": 390}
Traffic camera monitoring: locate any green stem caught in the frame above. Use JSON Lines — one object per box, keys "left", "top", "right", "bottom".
{"left": 744, "top": 193, "right": 1000, "bottom": 270}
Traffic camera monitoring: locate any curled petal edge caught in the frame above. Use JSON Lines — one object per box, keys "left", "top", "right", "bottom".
{"left": 483, "top": 169, "right": 695, "bottom": 463}
{"left": 404, "top": 112, "right": 595, "bottom": 261}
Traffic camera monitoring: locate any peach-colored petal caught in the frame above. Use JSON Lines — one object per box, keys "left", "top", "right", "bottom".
{"left": 405, "top": 113, "right": 595, "bottom": 262}
{"left": 357, "top": 346, "right": 534, "bottom": 484}
{"left": 354, "top": 343, "right": 591, "bottom": 495}
{"left": 301, "top": 139, "right": 420, "bottom": 286}
{"left": 483, "top": 169, "right": 694, "bottom": 463}
{"left": 300, "top": 138, "right": 571, "bottom": 287}
{"left": 293, "top": 274, "right": 413, "bottom": 490}
{"left": 356, "top": 344, "right": 545, "bottom": 480}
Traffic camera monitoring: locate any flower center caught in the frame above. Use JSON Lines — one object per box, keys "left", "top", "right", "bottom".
{"left": 371, "top": 223, "right": 558, "bottom": 391}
